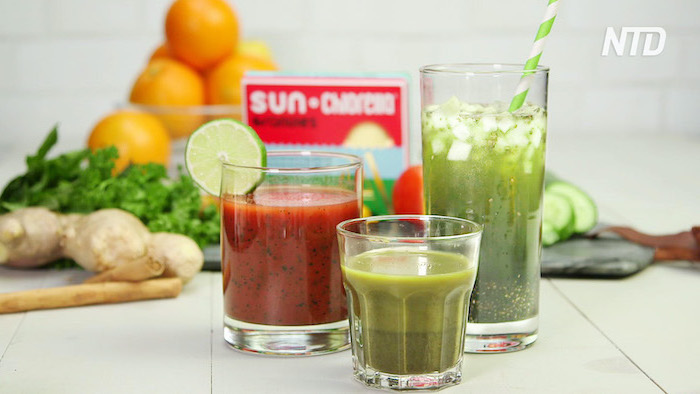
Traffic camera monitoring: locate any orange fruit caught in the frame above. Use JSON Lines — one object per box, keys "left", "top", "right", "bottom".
{"left": 129, "top": 58, "right": 205, "bottom": 138}
{"left": 130, "top": 58, "right": 204, "bottom": 106}
{"left": 148, "top": 43, "right": 172, "bottom": 62}
{"left": 165, "top": 0, "right": 239, "bottom": 71}
{"left": 205, "top": 54, "right": 277, "bottom": 105}
{"left": 88, "top": 110, "right": 171, "bottom": 173}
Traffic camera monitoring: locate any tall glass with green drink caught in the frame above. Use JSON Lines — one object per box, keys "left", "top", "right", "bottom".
{"left": 420, "top": 64, "right": 548, "bottom": 353}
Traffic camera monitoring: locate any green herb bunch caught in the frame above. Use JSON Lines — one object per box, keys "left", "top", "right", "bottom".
{"left": 0, "top": 127, "right": 220, "bottom": 249}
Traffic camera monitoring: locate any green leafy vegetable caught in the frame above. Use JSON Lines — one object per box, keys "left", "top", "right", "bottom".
{"left": 0, "top": 127, "right": 220, "bottom": 250}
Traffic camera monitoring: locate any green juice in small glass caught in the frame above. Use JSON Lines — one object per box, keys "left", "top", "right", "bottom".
{"left": 342, "top": 248, "right": 476, "bottom": 375}
{"left": 422, "top": 98, "right": 546, "bottom": 336}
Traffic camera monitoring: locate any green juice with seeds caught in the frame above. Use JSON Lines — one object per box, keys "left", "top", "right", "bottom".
{"left": 422, "top": 98, "right": 546, "bottom": 327}
{"left": 342, "top": 248, "right": 476, "bottom": 375}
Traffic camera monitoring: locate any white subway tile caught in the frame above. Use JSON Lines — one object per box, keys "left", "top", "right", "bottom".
{"left": 466, "top": 0, "right": 550, "bottom": 31}
{"left": 360, "top": 37, "right": 442, "bottom": 73}
{"left": 234, "top": 0, "right": 307, "bottom": 34}
{"left": 308, "top": 0, "right": 468, "bottom": 35}
{"left": 47, "top": 0, "right": 143, "bottom": 35}
{"left": 666, "top": 89, "right": 700, "bottom": 135}
{"left": 0, "top": 93, "right": 115, "bottom": 154}
{"left": 0, "top": 0, "right": 698, "bottom": 150}
{"left": 566, "top": 0, "right": 700, "bottom": 31}
{"left": 548, "top": 82, "right": 584, "bottom": 135}
{"left": 142, "top": 0, "right": 171, "bottom": 35}
{"left": 15, "top": 38, "right": 155, "bottom": 93}
{"left": 264, "top": 33, "right": 363, "bottom": 72}
{"left": 579, "top": 87, "right": 663, "bottom": 134}
{"left": 545, "top": 34, "right": 598, "bottom": 84}
{"left": 0, "top": 0, "right": 47, "bottom": 36}
{"left": 358, "top": 35, "right": 534, "bottom": 75}
{"left": 461, "top": 34, "right": 534, "bottom": 64}
{"left": 679, "top": 35, "right": 700, "bottom": 82}
{"left": 0, "top": 43, "right": 17, "bottom": 91}
{"left": 307, "top": 0, "right": 372, "bottom": 33}
{"left": 371, "top": 0, "right": 468, "bottom": 35}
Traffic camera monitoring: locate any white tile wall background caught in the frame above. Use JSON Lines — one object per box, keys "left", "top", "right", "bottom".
{"left": 1, "top": 0, "right": 698, "bottom": 159}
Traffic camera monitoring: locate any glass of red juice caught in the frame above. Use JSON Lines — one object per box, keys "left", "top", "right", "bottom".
{"left": 220, "top": 151, "right": 362, "bottom": 355}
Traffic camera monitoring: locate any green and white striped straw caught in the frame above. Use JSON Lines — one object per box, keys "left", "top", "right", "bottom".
{"left": 508, "top": 0, "right": 560, "bottom": 112}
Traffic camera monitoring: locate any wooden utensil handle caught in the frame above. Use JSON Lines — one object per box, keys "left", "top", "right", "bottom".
{"left": 654, "top": 247, "right": 700, "bottom": 262}
{"left": 0, "top": 278, "right": 182, "bottom": 314}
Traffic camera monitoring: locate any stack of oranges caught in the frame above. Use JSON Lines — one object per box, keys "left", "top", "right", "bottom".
{"left": 88, "top": 0, "right": 277, "bottom": 172}
{"left": 130, "top": 0, "right": 278, "bottom": 138}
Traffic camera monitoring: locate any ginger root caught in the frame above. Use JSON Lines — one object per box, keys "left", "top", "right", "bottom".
{"left": 0, "top": 208, "right": 63, "bottom": 268}
{"left": 0, "top": 208, "right": 204, "bottom": 284}
{"left": 149, "top": 233, "right": 203, "bottom": 284}
{"left": 63, "top": 209, "right": 152, "bottom": 272}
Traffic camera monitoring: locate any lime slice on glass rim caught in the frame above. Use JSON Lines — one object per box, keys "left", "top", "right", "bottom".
{"left": 185, "top": 119, "right": 266, "bottom": 196}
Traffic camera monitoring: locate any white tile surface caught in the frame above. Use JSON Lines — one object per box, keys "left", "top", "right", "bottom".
{"left": 0, "top": 0, "right": 47, "bottom": 36}
{"left": 268, "top": 33, "right": 365, "bottom": 72}
{"left": 0, "top": 0, "right": 699, "bottom": 140}
{"left": 595, "top": 38, "right": 680, "bottom": 84}
{"left": 579, "top": 87, "right": 663, "bottom": 134}
{"left": 547, "top": 81, "right": 584, "bottom": 136}
{"left": 0, "top": 93, "right": 116, "bottom": 154}
{"left": 235, "top": 0, "right": 308, "bottom": 34}
{"left": 465, "top": 0, "right": 546, "bottom": 32}
{"left": 0, "top": 268, "right": 50, "bottom": 358}
{"left": 679, "top": 34, "right": 700, "bottom": 82}
{"left": 666, "top": 88, "right": 700, "bottom": 135}
{"left": 545, "top": 34, "right": 599, "bottom": 84}
{"left": 0, "top": 43, "right": 17, "bottom": 91}
{"left": 15, "top": 38, "right": 152, "bottom": 92}
{"left": 142, "top": 0, "right": 171, "bottom": 35}
{"left": 47, "top": 0, "right": 143, "bottom": 35}
{"left": 0, "top": 273, "right": 213, "bottom": 394}
{"left": 551, "top": 265, "right": 700, "bottom": 393}
{"left": 459, "top": 281, "right": 660, "bottom": 393}
{"left": 308, "top": 0, "right": 468, "bottom": 35}
{"left": 565, "top": 0, "right": 700, "bottom": 31}
{"left": 0, "top": 273, "right": 670, "bottom": 393}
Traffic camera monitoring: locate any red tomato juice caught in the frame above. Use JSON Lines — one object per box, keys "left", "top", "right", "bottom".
{"left": 221, "top": 185, "right": 360, "bottom": 326}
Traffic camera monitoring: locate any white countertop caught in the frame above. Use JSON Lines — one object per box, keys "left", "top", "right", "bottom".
{"left": 1, "top": 134, "right": 699, "bottom": 393}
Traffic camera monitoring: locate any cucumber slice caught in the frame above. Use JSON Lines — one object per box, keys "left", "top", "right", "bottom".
{"left": 542, "top": 220, "right": 560, "bottom": 246}
{"left": 544, "top": 171, "right": 563, "bottom": 186}
{"left": 546, "top": 182, "right": 598, "bottom": 234}
{"left": 543, "top": 191, "right": 575, "bottom": 240}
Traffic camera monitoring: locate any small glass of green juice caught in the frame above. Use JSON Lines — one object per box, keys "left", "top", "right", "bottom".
{"left": 337, "top": 215, "right": 482, "bottom": 391}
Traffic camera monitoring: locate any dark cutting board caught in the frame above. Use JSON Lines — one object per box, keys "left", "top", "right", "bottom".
{"left": 541, "top": 237, "right": 655, "bottom": 278}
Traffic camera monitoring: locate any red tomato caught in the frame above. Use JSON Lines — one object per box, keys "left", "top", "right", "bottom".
{"left": 392, "top": 165, "right": 424, "bottom": 214}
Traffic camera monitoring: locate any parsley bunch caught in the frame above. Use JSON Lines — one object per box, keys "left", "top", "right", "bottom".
{"left": 0, "top": 127, "right": 219, "bottom": 249}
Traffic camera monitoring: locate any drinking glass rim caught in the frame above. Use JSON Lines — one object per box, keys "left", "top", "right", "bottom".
{"left": 337, "top": 214, "right": 483, "bottom": 242}
{"left": 221, "top": 150, "right": 362, "bottom": 173}
{"left": 420, "top": 63, "right": 550, "bottom": 76}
